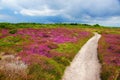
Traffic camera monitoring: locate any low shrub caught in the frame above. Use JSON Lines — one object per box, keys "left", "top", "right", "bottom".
{"left": 98, "top": 32, "right": 120, "bottom": 80}
{"left": 27, "top": 55, "right": 65, "bottom": 80}
{"left": 93, "top": 24, "right": 100, "bottom": 27}
{"left": 9, "top": 29, "right": 17, "bottom": 34}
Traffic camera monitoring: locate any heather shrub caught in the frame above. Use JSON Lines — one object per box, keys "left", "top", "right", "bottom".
{"left": 47, "top": 43, "right": 58, "bottom": 49}
{"left": 28, "top": 64, "right": 57, "bottom": 80}
{"left": 100, "top": 65, "right": 112, "bottom": 80}
{"left": 0, "top": 36, "right": 24, "bottom": 55}
{"left": 101, "top": 65, "right": 120, "bottom": 80}
{"left": 0, "top": 27, "right": 92, "bottom": 80}
{"left": 27, "top": 56, "right": 65, "bottom": 80}
{"left": 54, "top": 37, "right": 92, "bottom": 61}
{"left": 53, "top": 56, "right": 70, "bottom": 66}
{"left": 0, "top": 36, "right": 21, "bottom": 46}
{"left": 46, "top": 59, "right": 64, "bottom": 75}
{"left": 9, "top": 29, "right": 17, "bottom": 34}
{"left": 28, "top": 64, "right": 45, "bottom": 80}
{"left": 98, "top": 32, "right": 120, "bottom": 80}
{"left": 95, "top": 30, "right": 102, "bottom": 34}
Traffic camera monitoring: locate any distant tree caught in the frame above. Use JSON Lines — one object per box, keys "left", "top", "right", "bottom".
{"left": 70, "top": 23, "right": 78, "bottom": 25}
{"left": 93, "top": 24, "right": 100, "bottom": 27}
{"left": 82, "top": 24, "right": 91, "bottom": 26}
{"left": 0, "top": 23, "right": 12, "bottom": 28}
{"left": 0, "top": 24, "right": 5, "bottom": 28}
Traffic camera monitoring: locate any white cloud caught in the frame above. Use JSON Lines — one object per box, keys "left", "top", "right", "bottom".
{"left": 0, "top": 0, "right": 22, "bottom": 10}
{"left": 65, "top": 0, "right": 120, "bottom": 18}
{"left": 19, "top": 6, "right": 63, "bottom": 16}
{"left": 0, "top": 14, "right": 12, "bottom": 20}
{"left": 0, "top": 0, "right": 120, "bottom": 26}
{"left": 1, "top": 0, "right": 120, "bottom": 17}
{"left": 81, "top": 16, "right": 120, "bottom": 26}
{"left": 96, "top": 17, "right": 120, "bottom": 26}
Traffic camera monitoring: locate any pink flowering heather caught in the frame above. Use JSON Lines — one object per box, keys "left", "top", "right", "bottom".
{"left": 99, "top": 33, "right": 120, "bottom": 66}
{"left": 0, "top": 29, "right": 9, "bottom": 38}
{"left": 0, "top": 28, "right": 91, "bottom": 64}
{"left": 98, "top": 32, "right": 120, "bottom": 80}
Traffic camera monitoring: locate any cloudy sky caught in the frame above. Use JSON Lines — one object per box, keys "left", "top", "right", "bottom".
{"left": 0, "top": 0, "right": 120, "bottom": 26}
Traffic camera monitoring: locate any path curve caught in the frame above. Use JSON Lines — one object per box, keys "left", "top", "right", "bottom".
{"left": 62, "top": 33, "right": 101, "bottom": 80}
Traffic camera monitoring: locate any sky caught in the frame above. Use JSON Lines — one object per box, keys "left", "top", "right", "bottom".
{"left": 0, "top": 0, "right": 120, "bottom": 27}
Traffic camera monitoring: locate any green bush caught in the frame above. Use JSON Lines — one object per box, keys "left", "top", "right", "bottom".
{"left": 28, "top": 63, "right": 63, "bottom": 80}
{"left": 54, "top": 57, "right": 70, "bottom": 66}
{"left": 101, "top": 69, "right": 112, "bottom": 80}
{"left": 9, "top": 29, "right": 17, "bottom": 34}
{"left": 0, "top": 36, "right": 21, "bottom": 46}
{"left": 93, "top": 24, "right": 100, "bottom": 27}
{"left": 0, "top": 23, "right": 14, "bottom": 29}
{"left": 28, "top": 64, "right": 44, "bottom": 80}
{"left": 0, "top": 24, "right": 5, "bottom": 28}
{"left": 27, "top": 54, "right": 65, "bottom": 80}
{"left": 0, "top": 36, "right": 23, "bottom": 54}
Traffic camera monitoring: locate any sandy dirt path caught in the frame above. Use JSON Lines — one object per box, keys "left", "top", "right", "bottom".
{"left": 62, "top": 33, "right": 101, "bottom": 80}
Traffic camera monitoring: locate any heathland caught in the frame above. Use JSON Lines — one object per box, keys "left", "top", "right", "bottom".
{"left": 0, "top": 23, "right": 120, "bottom": 80}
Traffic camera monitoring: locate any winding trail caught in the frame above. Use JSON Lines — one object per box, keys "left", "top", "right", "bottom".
{"left": 62, "top": 33, "right": 101, "bottom": 80}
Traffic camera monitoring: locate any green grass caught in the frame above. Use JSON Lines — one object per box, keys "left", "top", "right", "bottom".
{"left": 0, "top": 22, "right": 106, "bottom": 29}
{"left": 0, "top": 35, "right": 29, "bottom": 55}
{"left": 27, "top": 55, "right": 65, "bottom": 80}
{"left": 53, "top": 37, "right": 92, "bottom": 61}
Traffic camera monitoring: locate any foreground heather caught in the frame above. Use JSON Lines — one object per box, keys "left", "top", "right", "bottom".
{"left": 98, "top": 32, "right": 120, "bottom": 80}
{"left": 0, "top": 27, "right": 92, "bottom": 80}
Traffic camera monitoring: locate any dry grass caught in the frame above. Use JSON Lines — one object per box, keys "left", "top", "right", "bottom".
{"left": 0, "top": 54, "right": 28, "bottom": 80}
